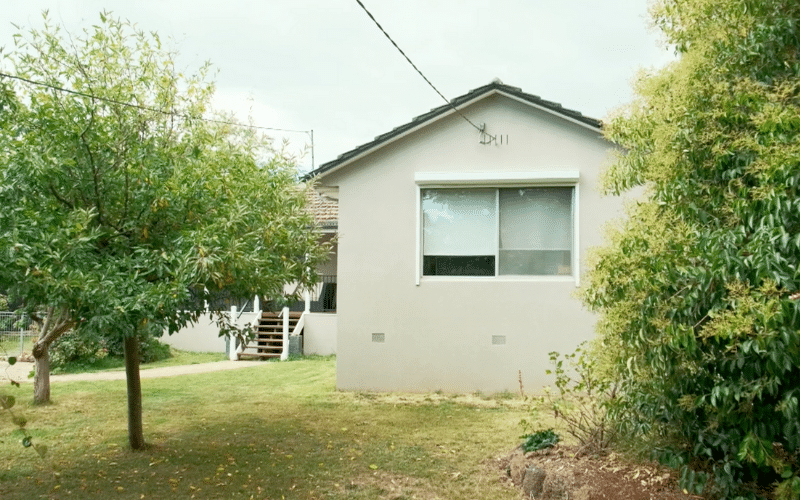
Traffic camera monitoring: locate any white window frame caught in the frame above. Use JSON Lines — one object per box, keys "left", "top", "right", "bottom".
{"left": 414, "top": 171, "right": 580, "bottom": 286}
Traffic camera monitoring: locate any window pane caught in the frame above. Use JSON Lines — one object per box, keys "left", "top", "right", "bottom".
{"left": 499, "top": 187, "right": 572, "bottom": 275}
{"left": 423, "top": 255, "right": 495, "bottom": 276}
{"left": 422, "top": 189, "right": 496, "bottom": 256}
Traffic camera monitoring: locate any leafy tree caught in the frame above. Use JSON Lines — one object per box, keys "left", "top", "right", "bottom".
{"left": 582, "top": 0, "right": 800, "bottom": 498}
{"left": 0, "top": 12, "right": 327, "bottom": 449}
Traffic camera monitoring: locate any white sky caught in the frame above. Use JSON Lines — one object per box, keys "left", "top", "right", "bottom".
{"left": 1, "top": 0, "right": 674, "bottom": 173}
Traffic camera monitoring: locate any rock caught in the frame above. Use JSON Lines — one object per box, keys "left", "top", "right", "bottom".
{"left": 521, "top": 465, "right": 546, "bottom": 499}
{"left": 509, "top": 449, "right": 527, "bottom": 485}
{"left": 572, "top": 485, "right": 594, "bottom": 500}
{"left": 541, "top": 468, "right": 576, "bottom": 500}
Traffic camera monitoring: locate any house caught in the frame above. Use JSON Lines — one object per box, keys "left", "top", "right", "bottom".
{"left": 304, "top": 80, "right": 626, "bottom": 394}
{"left": 161, "top": 189, "right": 340, "bottom": 359}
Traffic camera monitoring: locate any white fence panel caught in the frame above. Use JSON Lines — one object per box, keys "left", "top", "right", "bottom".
{"left": 0, "top": 312, "right": 36, "bottom": 357}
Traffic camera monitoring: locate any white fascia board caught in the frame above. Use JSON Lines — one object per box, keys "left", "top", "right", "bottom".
{"left": 314, "top": 186, "right": 339, "bottom": 201}
{"left": 316, "top": 89, "right": 600, "bottom": 180}
{"left": 414, "top": 171, "right": 580, "bottom": 186}
{"left": 495, "top": 90, "right": 603, "bottom": 133}
{"left": 314, "top": 105, "right": 477, "bottom": 179}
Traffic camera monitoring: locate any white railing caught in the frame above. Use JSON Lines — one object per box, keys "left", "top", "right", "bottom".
{"left": 227, "top": 295, "right": 263, "bottom": 361}
{"left": 278, "top": 307, "right": 307, "bottom": 361}
{"left": 281, "top": 307, "right": 289, "bottom": 361}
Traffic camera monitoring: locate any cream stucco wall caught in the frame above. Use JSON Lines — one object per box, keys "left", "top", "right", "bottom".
{"left": 317, "top": 233, "right": 338, "bottom": 277}
{"left": 320, "top": 94, "right": 624, "bottom": 394}
{"left": 163, "top": 313, "right": 227, "bottom": 353}
{"left": 303, "top": 313, "right": 337, "bottom": 355}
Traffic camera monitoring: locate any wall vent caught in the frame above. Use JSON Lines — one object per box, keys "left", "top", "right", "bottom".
{"left": 492, "top": 335, "right": 506, "bottom": 345}
{"left": 372, "top": 333, "right": 385, "bottom": 343}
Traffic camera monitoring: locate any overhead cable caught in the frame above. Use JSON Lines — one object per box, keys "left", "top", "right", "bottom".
{"left": 0, "top": 71, "right": 310, "bottom": 135}
{"left": 353, "top": 0, "right": 485, "bottom": 134}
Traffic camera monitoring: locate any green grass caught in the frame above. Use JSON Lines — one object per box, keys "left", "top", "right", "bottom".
{"left": 0, "top": 336, "right": 35, "bottom": 359}
{"left": 0, "top": 357, "right": 539, "bottom": 499}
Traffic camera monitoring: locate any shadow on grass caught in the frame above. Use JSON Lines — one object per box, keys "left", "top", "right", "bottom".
{"left": 1, "top": 359, "right": 526, "bottom": 500}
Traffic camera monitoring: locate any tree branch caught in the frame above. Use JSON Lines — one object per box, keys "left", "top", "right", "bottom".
{"left": 48, "top": 183, "right": 74, "bottom": 209}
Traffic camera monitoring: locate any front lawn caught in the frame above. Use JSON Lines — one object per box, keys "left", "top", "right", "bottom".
{"left": 0, "top": 357, "right": 531, "bottom": 499}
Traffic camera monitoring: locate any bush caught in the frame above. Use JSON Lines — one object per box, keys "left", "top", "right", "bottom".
{"left": 542, "top": 343, "right": 618, "bottom": 456}
{"left": 50, "top": 330, "right": 172, "bottom": 368}
{"left": 578, "top": 1, "right": 800, "bottom": 496}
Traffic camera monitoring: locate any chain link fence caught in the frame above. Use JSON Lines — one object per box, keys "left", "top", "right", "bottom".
{"left": 0, "top": 311, "right": 36, "bottom": 358}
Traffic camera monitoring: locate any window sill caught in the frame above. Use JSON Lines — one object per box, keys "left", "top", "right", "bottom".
{"left": 419, "top": 275, "right": 577, "bottom": 284}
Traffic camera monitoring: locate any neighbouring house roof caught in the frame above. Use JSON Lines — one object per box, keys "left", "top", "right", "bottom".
{"left": 304, "top": 80, "right": 602, "bottom": 180}
{"left": 306, "top": 188, "right": 338, "bottom": 230}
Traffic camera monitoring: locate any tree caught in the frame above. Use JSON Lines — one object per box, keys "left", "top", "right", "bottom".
{"left": 581, "top": 0, "right": 800, "bottom": 498}
{"left": 0, "top": 12, "right": 327, "bottom": 449}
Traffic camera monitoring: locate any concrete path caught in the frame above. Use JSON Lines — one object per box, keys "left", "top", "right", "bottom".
{"left": 1, "top": 359, "right": 267, "bottom": 384}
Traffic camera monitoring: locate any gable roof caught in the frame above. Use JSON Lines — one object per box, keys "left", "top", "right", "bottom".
{"left": 304, "top": 80, "right": 602, "bottom": 180}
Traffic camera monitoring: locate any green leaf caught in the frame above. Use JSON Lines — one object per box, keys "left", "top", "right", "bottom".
{"left": 7, "top": 356, "right": 16, "bottom": 365}
{"left": 521, "top": 429, "right": 560, "bottom": 453}
{"left": 0, "top": 394, "right": 15, "bottom": 410}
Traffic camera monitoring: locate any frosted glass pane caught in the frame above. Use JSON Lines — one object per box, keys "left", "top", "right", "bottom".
{"left": 499, "top": 250, "right": 571, "bottom": 275}
{"left": 422, "top": 189, "right": 496, "bottom": 256}
{"left": 499, "top": 188, "right": 572, "bottom": 250}
{"left": 499, "top": 187, "right": 573, "bottom": 276}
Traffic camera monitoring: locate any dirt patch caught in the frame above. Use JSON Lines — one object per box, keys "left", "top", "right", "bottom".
{"left": 494, "top": 445, "right": 698, "bottom": 500}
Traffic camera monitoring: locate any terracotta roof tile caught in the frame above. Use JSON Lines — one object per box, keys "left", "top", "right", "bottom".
{"left": 306, "top": 189, "right": 338, "bottom": 228}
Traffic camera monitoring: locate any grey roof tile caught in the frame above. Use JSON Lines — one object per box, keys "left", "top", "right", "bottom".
{"left": 304, "top": 80, "right": 601, "bottom": 180}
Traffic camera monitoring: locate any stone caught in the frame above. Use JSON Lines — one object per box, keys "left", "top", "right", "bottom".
{"left": 541, "top": 468, "right": 576, "bottom": 500}
{"left": 572, "top": 485, "right": 594, "bottom": 500}
{"left": 509, "top": 449, "right": 527, "bottom": 485}
{"left": 521, "top": 465, "right": 546, "bottom": 499}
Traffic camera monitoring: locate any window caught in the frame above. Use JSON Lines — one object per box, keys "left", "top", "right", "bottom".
{"left": 421, "top": 186, "right": 575, "bottom": 277}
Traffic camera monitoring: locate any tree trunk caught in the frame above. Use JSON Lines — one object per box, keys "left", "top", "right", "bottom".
{"left": 123, "top": 334, "right": 146, "bottom": 450}
{"left": 32, "top": 341, "right": 50, "bottom": 405}
{"left": 29, "top": 306, "right": 76, "bottom": 405}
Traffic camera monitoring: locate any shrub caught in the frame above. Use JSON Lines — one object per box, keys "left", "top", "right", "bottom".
{"left": 50, "top": 330, "right": 172, "bottom": 368}
{"left": 542, "top": 343, "right": 618, "bottom": 456}
{"left": 578, "top": 1, "right": 800, "bottom": 496}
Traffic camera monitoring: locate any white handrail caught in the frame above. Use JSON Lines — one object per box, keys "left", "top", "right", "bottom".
{"left": 280, "top": 307, "right": 290, "bottom": 361}
{"left": 291, "top": 312, "right": 305, "bottom": 337}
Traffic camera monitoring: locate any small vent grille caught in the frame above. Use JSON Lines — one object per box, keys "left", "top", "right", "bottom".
{"left": 491, "top": 335, "right": 506, "bottom": 345}
{"left": 372, "top": 333, "right": 385, "bottom": 343}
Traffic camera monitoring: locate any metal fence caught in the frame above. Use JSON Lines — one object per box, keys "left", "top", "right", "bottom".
{"left": 0, "top": 311, "right": 36, "bottom": 357}
{"left": 286, "top": 275, "right": 337, "bottom": 313}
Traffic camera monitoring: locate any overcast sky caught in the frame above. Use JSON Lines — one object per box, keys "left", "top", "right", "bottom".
{"left": 1, "top": 0, "right": 674, "bottom": 173}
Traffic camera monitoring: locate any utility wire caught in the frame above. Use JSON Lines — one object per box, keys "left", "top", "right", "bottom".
{"left": 354, "top": 0, "right": 485, "bottom": 134}
{"left": 0, "top": 71, "right": 310, "bottom": 135}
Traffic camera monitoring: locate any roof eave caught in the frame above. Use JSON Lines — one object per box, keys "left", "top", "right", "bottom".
{"left": 304, "top": 83, "right": 603, "bottom": 182}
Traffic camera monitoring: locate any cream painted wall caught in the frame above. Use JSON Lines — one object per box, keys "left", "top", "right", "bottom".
{"left": 163, "top": 311, "right": 261, "bottom": 354}
{"left": 321, "top": 94, "right": 625, "bottom": 394}
{"left": 163, "top": 313, "right": 227, "bottom": 353}
{"left": 317, "top": 234, "right": 338, "bottom": 276}
{"left": 303, "top": 313, "right": 337, "bottom": 355}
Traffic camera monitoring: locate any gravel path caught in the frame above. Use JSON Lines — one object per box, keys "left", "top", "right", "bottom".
{"left": 1, "top": 359, "right": 268, "bottom": 384}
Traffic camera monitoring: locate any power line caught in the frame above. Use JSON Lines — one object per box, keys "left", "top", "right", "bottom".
{"left": 354, "top": 0, "right": 485, "bottom": 134}
{"left": 0, "top": 71, "right": 311, "bottom": 135}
